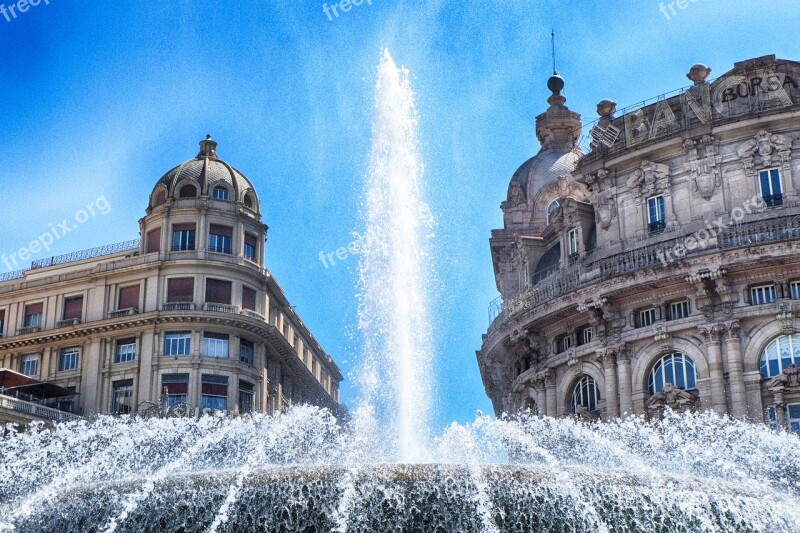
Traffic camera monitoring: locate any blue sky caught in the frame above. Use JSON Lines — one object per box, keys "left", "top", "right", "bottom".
{"left": 2, "top": 0, "right": 800, "bottom": 431}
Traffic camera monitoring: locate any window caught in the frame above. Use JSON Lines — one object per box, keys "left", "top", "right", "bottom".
{"left": 24, "top": 303, "right": 43, "bottom": 328}
{"left": 58, "top": 347, "right": 79, "bottom": 371}
{"left": 208, "top": 224, "right": 233, "bottom": 254}
{"left": 171, "top": 223, "right": 196, "bottom": 251}
{"left": 146, "top": 228, "right": 161, "bottom": 254}
{"left": 759, "top": 168, "right": 783, "bottom": 208}
{"left": 581, "top": 326, "right": 594, "bottom": 345}
{"left": 571, "top": 376, "right": 600, "bottom": 413}
{"left": 648, "top": 353, "right": 697, "bottom": 394}
{"left": 760, "top": 334, "right": 800, "bottom": 378}
{"left": 0, "top": 309, "right": 5, "bottom": 337}
{"left": 791, "top": 281, "right": 800, "bottom": 300}
{"left": 668, "top": 300, "right": 690, "bottom": 320}
{"left": 162, "top": 374, "right": 189, "bottom": 406}
{"left": 153, "top": 189, "right": 167, "bottom": 206}
{"left": 242, "top": 287, "right": 257, "bottom": 312}
{"left": 203, "top": 333, "right": 229, "bottom": 358}
{"left": 568, "top": 229, "right": 579, "bottom": 256}
{"left": 240, "top": 338, "right": 254, "bottom": 365}
{"left": 116, "top": 338, "right": 137, "bottom": 363}
{"left": 751, "top": 284, "right": 776, "bottom": 305}
{"left": 201, "top": 375, "right": 228, "bottom": 410}
{"left": 20, "top": 354, "right": 38, "bottom": 376}
{"left": 118, "top": 285, "right": 140, "bottom": 310}
{"left": 788, "top": 404, "right": 800, "bottom": 434}
{"left": 560, "top": 335, "right": 573, "bottom": 352}
{"left": 206, "top": 279, "right": 232, "bottom": 305}
{"left": 546, "top": 200, "right": 560, "bottom": 225}
{"left": 244, "top": 234, "right": 258, "bottom": 262}
{"left": 244, "top": 194, "right": 254, "bottom": 209}
{"left": 63, "top": 296, "right": 83, "bottom": 321}
{"left": 112, "top": 379, "right": 133, "bottom": 414}
{"left": 212, "top": 186, "right": 230, "bottom": 200}
{"left": 647, "top": 195, "right": 666, "bottom": 233}
{"left": 179, "top": 184, "right": 197, "bottom": 198}
{"left": 167, "top": 278, "right": 194, "bottom": 303}
{"left": 766, "top": 406, "right": 779, "bottom": 429}
{"left": 239, "top": 380, "right": 254, "bottom": 414}
{"left": 164, "top": 332, "right": 191, "bottom": 356}
{"left": 639, "top": 308, "right": 657, "bottom": 327}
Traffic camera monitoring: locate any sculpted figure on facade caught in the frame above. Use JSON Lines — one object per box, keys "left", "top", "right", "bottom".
{"left": 502, "top": 180, "right": 526, "bottom": 211}
{"left": 626, "top": 160, "right": 672, "bottom": 197}
{"left": 737, "top": 129, "right": 793, "bottom": 170}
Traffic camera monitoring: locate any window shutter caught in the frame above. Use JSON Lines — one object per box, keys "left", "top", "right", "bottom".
{"left": 0, "top": 309, "right": 5, "bottom": 321}
{"left": 63, "top": 297, "right": 83, "bottom": 320}
{"left": 242, "top": 287, "right": 257, "bottom": 311}
{"left": 146, "top": 228, "right": 161, "bottom": 253}
{"left": 118, "top": 285, "right": 140, "bottom": 310}
{"left": 202, "top": 375, "right": 228, "bottom": 396}
{"left": 25, "top": 303, "right": 43, "bottom": 316}
{"left": 244, "top": 233, "right": 258, "bottom": 247}
{"left": 210, "top": 224, "right": 233, "bottom": 237}
{"left": 173, "top": 223, "right": 196, "bottom": 232}
{"left": 162, "top": 374, "right": 189, "bottom": 395}
{"left": 167, "top": 278, "right": 194, "bottom": 303}
{"left": 206, "top": 279, "right": 232, "bottom": 304}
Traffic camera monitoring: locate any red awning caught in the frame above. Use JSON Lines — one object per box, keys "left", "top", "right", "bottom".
{"left": 0, "top": 369, "right": 77, "bottom": 399}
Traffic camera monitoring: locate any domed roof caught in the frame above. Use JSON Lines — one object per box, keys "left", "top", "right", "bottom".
{"left": 511, "top": 148, "right": 582, "bottom": 198}
{"left": 153, "top": 135, "right": 256, "bottom": 199}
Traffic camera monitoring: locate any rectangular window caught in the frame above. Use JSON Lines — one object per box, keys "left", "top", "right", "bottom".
{"left": 24, "top": 303, "right": 43, "bottom": 328}
{"left": 164, "top": 332, "right": 192, "bottom": 356}
{"left": 58, "top": 347, "right": 79, "bottom": 371}
{"left": 118, "top": 285, "right": 140, "bottom": 310}
{"left": 791, "top": 281, "right": 800, "bottom": 300}
{"left": 208, "top": 225, "right": 233, "bottom": 254}
{"left": 171, "top": 223, "right": 196, "bottom": 251}
{"left": 766, "top": 406, "right": 779, "bottom": 429}
{"left": 240, "top": 338, "right": 254, "bottom": 365}
{"left": 568, "top": 229, "right": 579, "bottom": 256}
{"left": 639, "top": 308, "right": 657, "bottom": 327}
{"left": 20, "top": 354, "right": 38, "bottom": 376}
{"left": 582, "top": 327, "right": 594, "bottom": 345}
{"left": 203, "top": 332, "right": 230, "bottom": 358}
{"left": 63, "top": 296, "right": 83, "bottom": 321}
{"left": 0, "top": 309, "right": 5, "bottom": 337}
{"left": 115, "top": 338, "right": 137, "bottom": 363}
{"left": 242, "top": 286, "right": 257, "bottom": 311}
{"left": 244, "top": 234, "right": 258, "bottom": 262}
{"left": 751, "top": 284, "right": 776, "bottom": 305}
{"left": 205, "top": 279, "right": 232, "bottom": 305}
{"left": 162, "top": 373, "right": 189, "bottom": 406}
{"left": 560, "top": 335, "right": 573, "bottom": 352}
{"left": 668, "top": 300, "right": 690, "bottom": 320}
{"left": 112, "top": 379, "right": 134, "bottom": 415}
{"left": 239, "top": 380, "right": 254, "bottom": 414}
{"left": 201, "top": 374, "right": 228, "bottom": 410}
{"left": 167, "top": 278, "right": 194, "bottom": 303}
{"left": 788, "top": 403, "right": 800, "bottom": 434}
{"left": 146, "top": 227, "right": 162, "bottom": 254}
{"left": 647, "top": 195, "right": 666, "bottom": 233}
{"left": 759, "top": 168, "right": 783, "bottom": 208}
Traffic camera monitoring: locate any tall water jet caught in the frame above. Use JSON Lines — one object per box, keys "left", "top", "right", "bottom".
{"left": 355, "top": 49, "right": 434, "bottom": 463}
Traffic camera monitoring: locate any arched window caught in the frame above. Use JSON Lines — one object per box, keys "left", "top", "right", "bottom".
{"left": 546, "top": 200, "right": 560, "bottom": 225}
{"left": 760, "top": 334, "right": 800, "bottom": 378}
{"left": 571, "top": 375, "right": 600, "bottom": 413}
{"left": 243, "top": 193, "right": 254, "bottom": 209}
{"left": 179, "top": 184, "right": 197, "bottom": 198}
{"left": 212, "top": 186, "right": 230, "bottom": 200}
{"left": 153, "top": 188, "right": 167, "bottom": 206}
{"left": 648, "top": 353, "right": 697, "bottom": 394}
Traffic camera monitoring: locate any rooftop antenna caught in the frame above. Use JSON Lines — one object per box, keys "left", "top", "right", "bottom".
{"left": 551, "top": 30, "right": 557, "bottom": 75}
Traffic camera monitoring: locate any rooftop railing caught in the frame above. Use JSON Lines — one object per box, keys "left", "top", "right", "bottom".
{"left": 0, "top": 394, "right": 81, "bottom": 423}
{"left": 31, "top": 239, "right": 140, "bottom": 270}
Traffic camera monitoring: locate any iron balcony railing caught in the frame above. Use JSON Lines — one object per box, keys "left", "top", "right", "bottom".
{"left": 31, "top": 240, "right": 140, "bottom": 270}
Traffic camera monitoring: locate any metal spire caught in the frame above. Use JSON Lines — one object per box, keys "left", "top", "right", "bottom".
{"left": 551, "top": 30, "right": 557, "bottom": 75}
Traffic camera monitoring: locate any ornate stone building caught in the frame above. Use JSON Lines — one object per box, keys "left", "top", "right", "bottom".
{"left": 0, "top": 136, "right": 342, "bottom": 424}
{"left": 478, "top": 55, "right": 800, "bottom": 432}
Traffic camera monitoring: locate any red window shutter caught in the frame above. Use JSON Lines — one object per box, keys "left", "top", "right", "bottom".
{"left": 209, "top": 224, "right": 233, "bottom": 237}
{"left": 202, "top": 382, "right": 228, "bottom": 396}
{"left": 205, "top": 279, "right": 232, "bottom": 304}
{"left": 25, "top": 303, "right": 43, "bottom": 316}
{"left": 162, "top": 374, "right": 189, "bottom": 395}
{"left": 0, "top": 310, "right": 5, "bottom": 321}
{"left": 173, "top": 223, "right": 196, "bottom": 232}
{"left": 244, "top": 234, "right": 258, "bottom": 248}
{"left": 242, "top": 287, "right": 257, "bottom": 311}
{"left": 118, "top": 285, "right": 140, "bottom": 310}
{"left": 63, "top": 297, "right": 83, "bottom": 320}
{"left": 146, "top": 228, "right": 161, "bottom": 253}
{"left": 167, "top": 278, "right": 194, "bottom": 303}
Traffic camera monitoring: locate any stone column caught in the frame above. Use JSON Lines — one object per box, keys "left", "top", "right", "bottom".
{"left": 724, "top": 322, "right": 748, "bottom": 419}
{"left": 599, "top": 350, "right": 619, "bottom": 419}
{"left": 544, "top": 371, "right": 557, "bottom": 417}
{"left": 700, "top": 324, "right": 727, "bottom": 416}
{"left": 534, "top": 378, "right": 547, "bottom": 417}
{"left": 616, "top": 346, "right": 633, "bottom": 417}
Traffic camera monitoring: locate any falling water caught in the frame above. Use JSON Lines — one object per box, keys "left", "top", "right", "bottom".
{"left": 356, "top": 49, "right": 434, "bottom": 463}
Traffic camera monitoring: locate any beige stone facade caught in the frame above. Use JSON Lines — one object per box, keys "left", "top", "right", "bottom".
{"left": 478, "top": 55, "right": 800, "bottom": 432}
{"left": 0, "top": 136, "right": 342, "bottom": 424}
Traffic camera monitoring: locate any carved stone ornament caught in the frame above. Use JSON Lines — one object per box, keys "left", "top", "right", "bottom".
{"left": 685, "top": 155, "right": 722, "bottom": 200}
{"left": 767, "top": 364, "right": 800, "bottom": 392}
{"left": 736, "top": 129, "right": 793, "bottom": 171}
{"left": 502, "top": 180, "right": 526, "bottom": 211}
{"left": 593, "top": 191, "right": 617, "bottom": 231}
{"left": 555, "top": 175, "right": 591, "bottom": 203}
{"left": 626, "top": 160, "right": 672, "bottom": 197}
{"left": 646, "top": 383, "right": 699, "bottom": 415}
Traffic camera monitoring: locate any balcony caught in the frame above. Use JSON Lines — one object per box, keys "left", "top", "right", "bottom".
{"left": 240, "top": 309, "right": 265, "bottom": 321}
{"left": 108, "top": 308, "right": 139, "bottom": 319}
{"left": 56, "top": 318, "right": 81, "bottom": 329}
{"left": 648, "top": 220, "right": 666, "bottom": 235}
{"left": 0, "top": 370, "right": 81, "bottom": 424}
{"left": 763, "top": 194, "right": 784, "bottom": 208}
{"left": 17, "top": 326, "right": 41, "bottom": 336}
{"left": 203, "top": 303, "right": 238, "bottom": 314}
{"left": 0, "top": 394, "right": 81, "bottom": 424}
{"left": 161, "top": 303, "right": 195, "bottom": 312}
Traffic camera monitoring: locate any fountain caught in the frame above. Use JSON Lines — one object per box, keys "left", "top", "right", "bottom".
{"left": 2, "top": 51, "right": 800, "bottom": 532}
